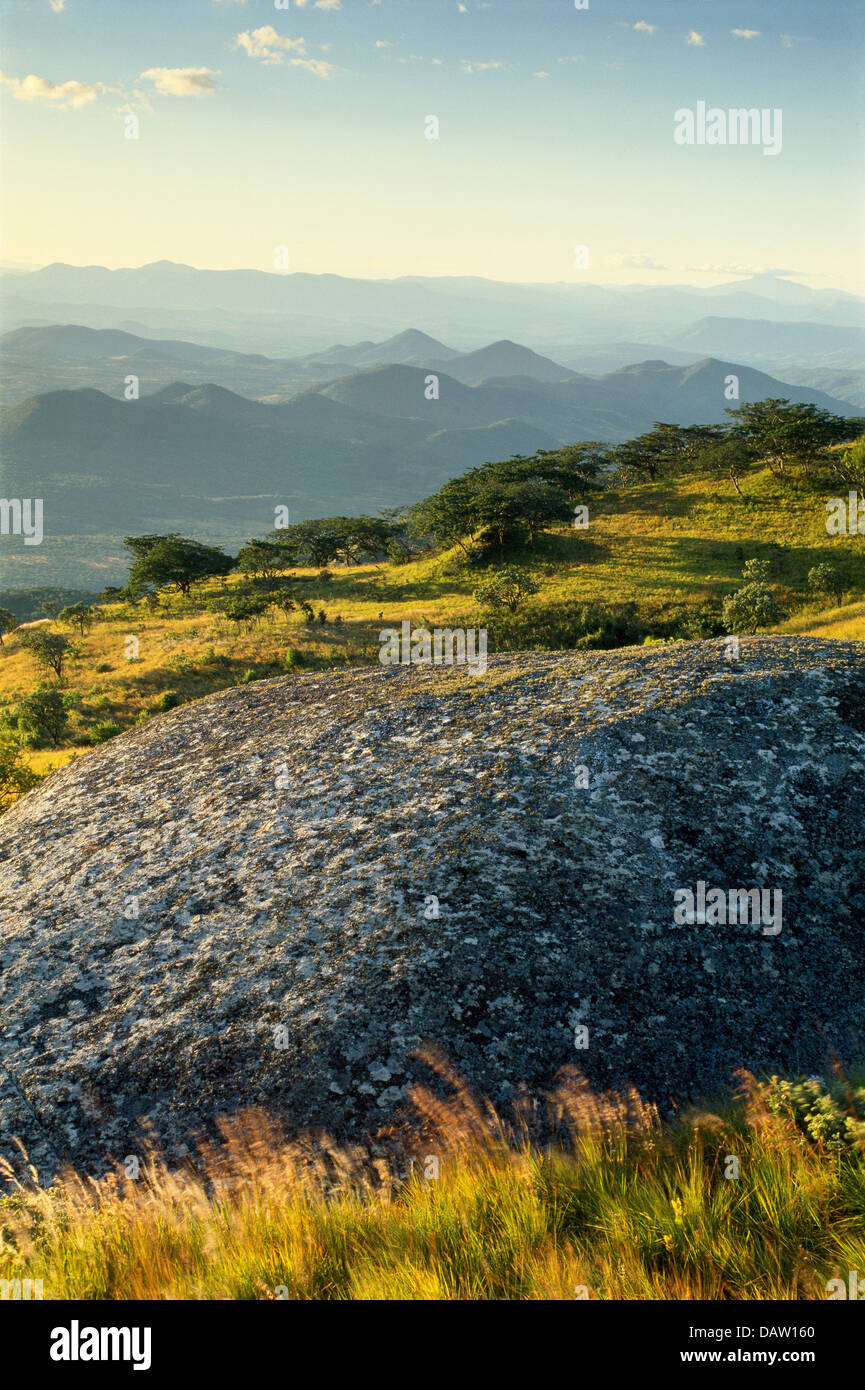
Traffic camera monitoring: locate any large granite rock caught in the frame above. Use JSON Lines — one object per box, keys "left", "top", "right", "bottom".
{"left": 1, "top": 636, "right": 863, "bottom": 1182}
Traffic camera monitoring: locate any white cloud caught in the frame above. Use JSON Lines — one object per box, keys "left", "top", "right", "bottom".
{"left": 557, "top": 55, "right": 585, "bottom": 64}
{"left": 633, "top": 21, "right": 656, "bottom": 35}
{"left": 290, "top": 57, "right": 336, "bottom": 77}
{"left": 780, "top": 33, "right": 810, "bottom": 48}
{"left": 234, "top": 27, "right": 307, "bottom": 64}
{"left": 140, "top": 67, "right": 220, "bottom": 97}
{"left": 731, "top": 28, "right": 760, "bottom": 39}
{"left": 605, "top": 253, "right": 666, "bottom": 271}
{"left": 295, "top": 0, "right": 342, "bottom": 8}
{"left": 685, "top": 30, "right": 705, "bottom": 47}
{"left": 0, "top": 69, "right": 112, "bottom": 108}
{"left": 533, "top": 71, "right": 550, "bottom": 78}
{"left": 375, "top": 40, "right": 391, "bottom": 48}
{"left": 459, "top": 59, "right": 510, "bottom": 74}
{"left": 49, "top": 0, "right": 66, "bottom": 12}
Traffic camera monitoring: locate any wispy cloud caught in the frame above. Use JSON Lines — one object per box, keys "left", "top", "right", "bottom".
{"left": 632, "top": 21, "right": 656, "bottom": 35}
{"left": 375, "top": 40, "right": 391, "bottom": 48}
{"left": 49, "top": 0, "right": 66, "bottom": 12}
{"left": 606, "top": 253, "right": 666, "bottom": 271}
{"left": 687, "top": 262, "right": 804, "bottom": 276}
{"left": 459, "top": 59, "right": 511, "bottom": 74}
{"left": 235, "top": 28, "right": 306, "bottom": 63}
{"left": 0, "top": 69, "right": 113, "bottom": 108}
{"left": 140, "top": 67, "right": 220, "bottom": 97}
{"left": 780, "top": 33, "right": 810, "bottom": 48}
{"left": 731, "top": 28, "right": 760, "bottom": 39}
{"left": 294, "top": 0, "right": 342, "bottom": 8}
{"left": 685, "top": 30, "right": 705, "bottom": 47}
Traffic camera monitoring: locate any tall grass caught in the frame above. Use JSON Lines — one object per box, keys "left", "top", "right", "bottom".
{"left": 2, "top": 1058, "right": 862, "bottom": 1300}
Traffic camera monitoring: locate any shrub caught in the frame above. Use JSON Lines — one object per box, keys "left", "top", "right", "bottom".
{"left": 722, "top": 583, "right": 781, "bottom": 634}
{"left": 0, "top": 739, "right": 41, "bottom": 814}
{"left": 88, "top": 720, "right": 124, "bottom": 745}
{"left": 154, "top": 690, "right": 183, "bottom": 712}
{"left": 473, "top": 566, "right": 540, "bottom": 615}
{"left": 15, "top": 687, "right": 69, "bottom": 748}
{"left": 807, "top": 563, "right": 845, "bottom": 606}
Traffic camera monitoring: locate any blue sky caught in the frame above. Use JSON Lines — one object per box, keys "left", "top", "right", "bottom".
{"left": 1, "top": 0, "right": 863, "bottom": 289}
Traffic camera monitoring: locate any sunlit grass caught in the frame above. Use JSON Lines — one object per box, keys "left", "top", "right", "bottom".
{"left": 1, "top": 1062, "right": 862, "bottom": 1301}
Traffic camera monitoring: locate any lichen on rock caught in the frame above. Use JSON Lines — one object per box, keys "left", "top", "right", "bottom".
{"left": 0, "top": 635, "right": 863, "bottom": 1184}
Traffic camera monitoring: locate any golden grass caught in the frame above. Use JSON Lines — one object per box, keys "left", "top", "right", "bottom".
{"left": 1, "top": 1059, "right": 862, "bottom": 1301}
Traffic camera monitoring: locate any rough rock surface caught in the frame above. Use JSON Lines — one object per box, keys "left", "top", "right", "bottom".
{"left": 1, "top": 636, "right": 863, "bottom": 1182}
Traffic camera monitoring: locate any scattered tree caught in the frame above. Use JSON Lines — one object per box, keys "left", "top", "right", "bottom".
{"left": 0, "top": 607, "right": 17, "bottom": 646}
{"left": 125, "top": 534, "right": 236, "bottom": 595}
{"left": 473, "top": 566, "right": 540, "bottom": 614}
{"left": 19, "top": 630, "right": 72, "bottom": 681}
{"left": 808, "top": 563, "right": 845, "bottom": 607}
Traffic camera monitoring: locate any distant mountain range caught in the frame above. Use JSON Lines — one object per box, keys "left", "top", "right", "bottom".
{"left": 1, "top": 337, "right": 859, "bottom": 588}
{"left": 3, "top": 263, "right": 863, "bottom": 359}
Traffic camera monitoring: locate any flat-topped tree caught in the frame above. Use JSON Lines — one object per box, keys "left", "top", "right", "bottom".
{"left": 725, "top": 399, "right": 853, "bottom": 477}
{"left": 124, "top": 534, "right": 236, "bottom": 596}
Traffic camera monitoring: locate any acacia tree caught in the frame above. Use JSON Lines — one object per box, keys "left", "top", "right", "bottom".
{"left": 237, "top": 538, "right": 297, "bottom": 591}
{"left": 59, "top": 602, "right": 95, "bottom": 637}
{"left": 125, "top": 534, "right": 236, "bottom": 596}
{"left": 726, "top": 399, "right": 852, "bottom": 477}
{"left": 19, "top": 630, "right": 72, "bottom": 681}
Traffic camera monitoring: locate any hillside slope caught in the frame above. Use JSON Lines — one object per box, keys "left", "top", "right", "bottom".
{"left": 1, "top": 636, "right": 862, "bottom": 1183}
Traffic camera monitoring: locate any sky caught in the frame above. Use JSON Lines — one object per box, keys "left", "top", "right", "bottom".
{"left": 1, "top": 0, "right": 863, "bottom": 291}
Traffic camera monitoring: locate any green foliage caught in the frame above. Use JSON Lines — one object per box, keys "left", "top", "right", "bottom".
{"left": 19, "top": 629, "right": 72, "bottom": 680}
{"left": 154, "top": 691, "right": 183, "bottom": 712}
{"left": 223, "top": 594, "right": 270, "bottom": 627}
{"left": 0, "top": 607, "right": 17, "bottom": 645}
{"left": 722, "top": 582, "right": 781, "bottom": 634}
{"left": 830, "top": 434, "right": 865, "bottom": 500}
{"left": 742, "top": 557, "right": 772, "bottom": 584}
{"left": 58, "top": 602, "right": 95, "bottom": 637}
{"left": 87, "top": 720, "right": 123, "bottom": 745}
{"left": 236, "top": 538, "right": 297, "bottom": 590}
{"left": 0, "top": 738, "right": 41, "bottom": 814}
{"left": 473, "top": 566, "right": 540, "bottom": 614}
{"left": 16, "top": 686, "right": 70, "bottom": 747}
{"left": 726, "top": 399, "right": 854, "bottom": 477}
{"left": 765, "top": 1073, "right": 865, "bottom": 1150}
{"left": 807, "top": 563, "right": 845, "bottom": 605}
{"left": 125, "top": 534, "right": 236, "bottom": 596}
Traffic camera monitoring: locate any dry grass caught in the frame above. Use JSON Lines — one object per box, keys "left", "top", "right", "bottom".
{"left": 1, "top": 1058, "right": 862, "bottom": 1301}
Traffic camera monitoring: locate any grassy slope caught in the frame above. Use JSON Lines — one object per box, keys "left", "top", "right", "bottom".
{"left": 1, "top": 464, "right": 862, "bottom": 780}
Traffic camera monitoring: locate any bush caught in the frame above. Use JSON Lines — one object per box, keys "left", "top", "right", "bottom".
{"left": 473, "top": 566, "right": 540, "bottom": 615}
{"left": 284, "top": 647, "right": 305, "bottom": 670}
{"left": 765, "top": 1072, "right": 865, "bottom": 1150}
{"left": 807, "top": 563, "right": 845, "bottom": 607}
{"left": 15, "top": 687, "right": 70, "bottom": 748}
{"left": 722, "top": 583, "right": 781, "bottom": 634}
{"left": 0, "top": 739, "right": 41, "bottom": 814}
{"left": 88, "top": 720, "right": 124, "bottom": 745}
{"left": 154, "top": 690, "right": 183, "bottom": 712}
